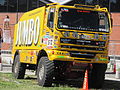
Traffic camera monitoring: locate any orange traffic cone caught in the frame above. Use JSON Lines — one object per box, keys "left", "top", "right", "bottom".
{"left": 81, "top": 69, "right": 88, "bottom": 90}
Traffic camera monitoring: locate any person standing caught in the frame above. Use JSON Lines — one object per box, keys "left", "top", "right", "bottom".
{"left": 3, "top": 15, "right": 11, "bottom": 44}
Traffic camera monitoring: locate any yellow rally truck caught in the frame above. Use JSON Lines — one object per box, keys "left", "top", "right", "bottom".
{"left": 12, "top": 3, "right": 112, "bottom": 88}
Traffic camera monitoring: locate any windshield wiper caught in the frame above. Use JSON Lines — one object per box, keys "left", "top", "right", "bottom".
{"left": 73, "top": 18, "right": 82, "bottom": 24}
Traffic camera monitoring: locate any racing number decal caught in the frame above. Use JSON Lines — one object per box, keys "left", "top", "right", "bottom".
{"left": 48, "top": 39, "right": 53, "bottom": 46}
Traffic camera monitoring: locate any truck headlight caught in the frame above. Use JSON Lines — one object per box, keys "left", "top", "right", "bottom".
{"left": 63, "top": 31, "right": 70, "bottom": 37}
{"left": 72, "top": 32, "right": 78, "bottom": 38}
{"left": 94, "top": 33, "right": 99, "bottom": 40}
{"left": 102, "top": 34, "right": 107, "bottom": 40}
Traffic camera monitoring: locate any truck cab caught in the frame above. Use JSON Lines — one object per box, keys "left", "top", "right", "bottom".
{"left": 44, "top": 4, "right": 111, "bottom": 63}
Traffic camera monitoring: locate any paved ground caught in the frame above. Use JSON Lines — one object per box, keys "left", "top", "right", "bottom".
{"left": 0, "top": 65, "right": 35, "bottom": 75}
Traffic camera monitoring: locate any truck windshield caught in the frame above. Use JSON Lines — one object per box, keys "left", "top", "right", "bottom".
{"left": 58, "top": 7, "right": 109, "bottom": 33}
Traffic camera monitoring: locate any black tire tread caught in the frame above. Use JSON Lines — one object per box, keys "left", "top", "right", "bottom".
{"left": 37, "top": 57, "right": 54, "bottom": 87}
{"left": 12, "top": 55, "right": 26, "bottom": 79}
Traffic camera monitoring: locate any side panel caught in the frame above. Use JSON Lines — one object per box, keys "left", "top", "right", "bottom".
{"left": 20, "top": 50, "right": 38, "bottom": 64}
{"left": 15, "top": 6, "right": 46, "bottom": 48}
{"left": 12, "top": 6, "right": 46, "bottom": 64}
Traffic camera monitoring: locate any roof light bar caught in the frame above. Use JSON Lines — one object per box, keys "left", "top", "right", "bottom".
{"left": 74, "top": 4, "right": 100, "bottom": 9}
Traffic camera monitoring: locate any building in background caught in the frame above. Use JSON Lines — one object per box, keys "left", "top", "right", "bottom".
{"left": 0, "top": 0, "right": 120, "bottom": 57}
{"left": 0, "top": 0, "right": 120, "bottom": 12}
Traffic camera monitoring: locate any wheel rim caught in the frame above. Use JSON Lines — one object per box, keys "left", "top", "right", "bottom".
{"left": 14, "top": 61, "right": 19, "bottom": 74}
{"left": 39, "top": 64, "right": 45, "bottom": 80}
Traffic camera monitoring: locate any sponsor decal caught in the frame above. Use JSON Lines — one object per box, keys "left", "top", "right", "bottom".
{"left": 54, "top": 46, "right": 58, "bottom": 48}
{"left": 57, "top": 56, "right": 65, "bottom": 58}
{"left": 42, "top": 35, "right": 54, "bottom": 49}
{"left": 100, "top": 58, "right": 107, "bottom": 61}
{"left": 47, "top": 46, "right": 53, "bottom": 49}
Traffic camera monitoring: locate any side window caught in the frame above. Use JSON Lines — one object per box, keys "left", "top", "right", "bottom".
{"left": 47, "top": 8, "right": 55, "bottom": 28}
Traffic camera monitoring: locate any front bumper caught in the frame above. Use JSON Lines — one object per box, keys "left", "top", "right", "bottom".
{"left": 47, "top": 50, "right": 109, "bottom": 64}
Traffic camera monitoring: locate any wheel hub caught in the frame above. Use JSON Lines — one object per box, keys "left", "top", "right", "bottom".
{"left": 39, "top": 64, "right": 45, "bottom": 80}
{"left": 14, "top": 61, "right": 19, "bottom": 74}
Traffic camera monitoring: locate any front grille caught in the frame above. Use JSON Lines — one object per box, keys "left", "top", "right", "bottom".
{"left": 69, "top": 51, "right": 95, "bottom": 58}
{"left": 60, "top": 38, "right": 105, "bottom": 47}
{"left": 61, "top": 45, "right": 104, "bottom": 51}
{"left": 60, "top": 38, "right": 106, "bottom": 58}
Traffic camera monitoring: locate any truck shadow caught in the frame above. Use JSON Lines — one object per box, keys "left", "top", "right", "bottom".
{"left": 54, "top": 79, "right": 120, "bottom": 89}
{"left": 25, "top": 76, "right": 36, "bottom": 80}
{"left": 103, "top": 80, "right": 120, "bottom": 90}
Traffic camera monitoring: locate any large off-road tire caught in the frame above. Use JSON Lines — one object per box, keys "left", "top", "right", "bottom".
{"left": 12, "top": 55, "right": 26, "bottom": 79}
{"left": 37, "top": 57, "right": 54, "bottom": 87}
{"left": 89, "top": 63, "right": 107, "bottom": 89}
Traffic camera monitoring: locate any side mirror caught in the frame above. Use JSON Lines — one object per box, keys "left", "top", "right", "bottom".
{"left": 48, "top": 21, "right": 53, "bottom": 28}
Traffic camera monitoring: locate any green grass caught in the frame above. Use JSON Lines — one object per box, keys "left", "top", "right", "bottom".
{"left": 0, "top": 72, "right": 78, "bottom": 90}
